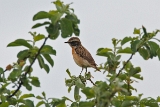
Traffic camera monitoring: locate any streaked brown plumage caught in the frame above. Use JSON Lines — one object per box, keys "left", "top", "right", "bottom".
{"left": 65, "top": 37, "right": 100, "bottom": 73}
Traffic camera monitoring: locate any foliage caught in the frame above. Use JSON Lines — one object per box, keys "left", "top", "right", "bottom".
{"left": 0, "top": 0, "right": 160, "bottom": 107}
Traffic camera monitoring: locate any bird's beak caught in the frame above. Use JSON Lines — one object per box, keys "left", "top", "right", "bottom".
{"left": 64, "top": 42, "right": 70, "bottom": 43}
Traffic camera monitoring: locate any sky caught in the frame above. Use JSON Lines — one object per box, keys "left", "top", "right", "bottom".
{"left": 0, "top": 0, "right": 160, "bottom": 105}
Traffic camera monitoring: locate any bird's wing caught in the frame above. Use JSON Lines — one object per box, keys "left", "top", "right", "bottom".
{"left": 75, "top": 46, "right": 97, "bottom": 66}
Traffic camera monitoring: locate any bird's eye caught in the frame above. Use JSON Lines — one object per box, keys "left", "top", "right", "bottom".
{"left": 70, "top": 41, "right": 79, "bottom": 46}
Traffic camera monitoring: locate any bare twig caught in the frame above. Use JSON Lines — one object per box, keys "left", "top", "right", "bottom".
{"left": 8, "top": 36, "right": 49, "bottom": 98}
{"left": 116, "top": 53, "right": 134, "bottom": 77}
{"left": 88, "top": 78, "right": 96, "bottom": 86}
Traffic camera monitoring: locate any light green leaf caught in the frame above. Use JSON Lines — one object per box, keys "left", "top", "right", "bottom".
{"left": 7, "top": 39, "right": 32, "bottom": 48}
{"left": 33, "top": 34, "right": 45, "bottom": 42}
{"left": 79, "top": 101, "right": 95, "bottom": 107}
{"left": 133, "top": 28, "right": 140, "bottom": 34}
{"left": 0, "top": 102, "right": 9, "bottom": 107}
{"left": 81, "top": 87, "right": 95, "bottom": 99}
{"left": 20, "top": 94, "right": 35, "bottom": 99}
{"left": 117, "top": 47, "right": 132, "bottom": 54}
{"left": 17, "top": 49, "right": 29, "bottom": 60}
{"left": 42, "top": 54, "right": 54, "bottom": 67}
{"left": 50, "top": 13, "right": 61, "bottom": 25}
{"left": 75, "top": 78, "right": 85, "bottom": 89}
{"left": 36, "top": 95, "right": 43, "bottom": 100}
{"left": 60, "top": 18, "right": 73, "bottom": 38}
{"left": 121, "top": 37, "right": 132, "bottom": 46}
{"left": 32, "top": 22, "right": 50, "bottom": 29}
{"left": 74, "top": 86, "right": 80, "bottom": 102}
{"left": 33, "top": 11, "right": 52, "bottom": 21}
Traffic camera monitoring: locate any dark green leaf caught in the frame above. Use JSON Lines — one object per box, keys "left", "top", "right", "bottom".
{"left": 8, "top": 69, "right": 22, "bottom": 81}
{"left": 42, "top": 54, "right": 54, "bottom": 67}
{"left": 17, "top": 49, "right": 29, "bottom": 60}
{"left": 117, "top": 47, "right": 132, "bottom": 54}
{"left": 7, "top": 39, "right": 32, "bottom": 48}
{"left": 73, "top": 23, "right": 80, "bottom": 36}
{"left": 0, "top": 67, "right": 3, "bottom": 74}
{"left": 81, "top": 87, "right": 95, "bottom": 99}
{"left": 20, "top": 94, "right": 35, "bottom": 99}
{"left": 140, "top": 98, "right": 159, "bottom": 107}
{"left": 33, "top": 11, "right": 52, "bottom": 21}
{"left": 121, "top": 37, "right": 132, "bottom": 46}
{"left": 157, "top": 48, "right": 160, "bottom": 60}
{"left": 138, "top": 48, "right": 150, "bottom": 60}
{"left": 30, "top": 77, "right": 40, "bottom": 87}
{"left": 56, "top": 100, "right": 66, "bottom": 107}
{"left": 33, "top": 34, "right": 45, "bottom": 42}
{"left": 53, "top": 0, "right": 65, "bottom": 13}
{"left": 121, "top": 100, "right": 134, "bottom": 107}
{"left": 65, "top": 14, "right": 80, "bottom": 24}
{"left": 157, "top": 96, "right": 160, "bottom": 102}
{"left": 24, "top": 99, "right": 34, "bottom": 107}
{"left": 46, "top": 24, "right": 59, "bottom": 40}
{"left": 60, "top": 18, "right": 73, "bottom": 38}
{"left": 66, "top": 69, "right": 71, "bottom": 78}
{"left": 42, "top": 91, "right": 46, "bottom": 98}
{"left": 147, "top": 41, "right": 159, "bottom": 57}
{"left": 43, "top": 64, "right": 50, "bottom": 73}
{"left": 36, "top": 101, "right": 45, "bottom": 107}
{"left": 129, "top": 67, "right": 141, "bottom": 76}
{"left": 32, "top": 22, "right": 50, "bottom": 29}
{"left": 131, "top": 40, "right": 142, "bottom": 52}
{"left": 36, "top": 95, "right": 43, "bottom": 100}
{"left": 74, "top": 86, "right": 80, "bottom": 102}
{"left": 132, "top": 74, "right": 143, "bottom": 80}
{"left": 22, "top": 78, "right": 32, "bottom": 91}
{"left": 79, "top": 101, "right": 95, "bottom": 107}
{"left": 41, "top": 45, "right": 56, "bottom": 55}
{"left": 133, "top": 28, "right": 140, "bottom": 34}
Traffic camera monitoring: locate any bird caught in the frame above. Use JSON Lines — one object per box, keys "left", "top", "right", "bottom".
{"left": 65, "top": 37, "right": 100, "bottom": 74}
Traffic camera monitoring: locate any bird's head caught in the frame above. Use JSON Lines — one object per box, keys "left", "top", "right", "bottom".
{"left": 65, "top": 37, "right": 81, "bottom": 48}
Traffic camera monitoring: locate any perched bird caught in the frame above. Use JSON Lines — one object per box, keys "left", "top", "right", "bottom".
{"left": 65, "top": 37, "right": 100, "bottom": 74}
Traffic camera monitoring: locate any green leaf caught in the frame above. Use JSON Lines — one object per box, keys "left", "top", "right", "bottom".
{"left": 0, "top": 67, "right": 3, "bottom": 74}
{"left": 0, "top": 102, "right": 9, "bottom": 107}
{"left": 81, "top": 87, "right": 95, "bottom": 99}
{"left": 41, "top": 45, "right": 56, "bottom": 55}
{"left": 60, "top": 18, "right": 73, "bottom": 38}
{"left": 75, "top": 78, "right": 85, "bottom": 88}
{"left": 66, "top": 69, "right": 71, "bottom": 78}
{"left": 33, "top": 11, "right": 52, "bottom": 21}
{"left": 22, "top": 78, "right": 32, "bottom": 91}
{"left": 73, "top": 23, "right": 80, "bottom": 36}
{"left": 43, "top": 64, "right": 50, "bottom": 73}
{"left": 133, "top": 28, "right": 140, "bottom": 34}
{"left": 46, "top": 24, "right": 60, "bottom": 40}
{"left": 56, "top": 100, "right": 66, "bottom": 107}
{"left": 24, "top": 99, "right": 34, "bottom": 107}
{"left": 79, "top": 101, "right": 95, "bottom": 107}
{"left": 131, "top": 40, "right": 142, "bottom": 52}
{"left": 121, "top": 100, "right": 134, "bottom": 107}
{"left": 8, "top": 69, "right": 22, "bottom": 81}
{"left": 42, "top": 54, "right": 54, "bottom": 67}
{"left": 74, "top": 86, "right": 80, "bottom": 102}
{"left": 65, "top": 14, "right": 80, "bottom": 24}
{"left": 147, "top": 41, "right": 159, "bottom": 57}
{"left": 30, "top": 77, "right": 40, "bottom": 87}
{"left": 129, "top": 67, "right": 141, "bottom": 76}
{"left": 20, "top": 94, "right": 35, "bottom": 99}
{"left": 140, "top": 98, "right": 159, "bottom": 107}
{"left": 7, "top": 39, "right": 32, "bottom": 48}
{"left": 17, "top": 49, "right": 29, "bottom": 60}
{"left": 33, "top": 34, "right": 45, "bottom": 42}
{"left": 42, "top": 91, "right": 46, "bottom": 98}
{"left": 117, "top": 47, "right": 132, "bottom": 54}
{"left": 53, "top": 0, "right": 65, "bottom": 13}
{"left": 157, "top": 48, "right": 160, "bottom": 60}
{"left": 32, "top": 22, "right": 50, "bottom": 29}
{"left": 36, "top": 95, "right": 43, "bottom": 100}
{"left": 36, "top": 101, "right": 45, "bottom": 107}
{"left": 157, "top": 96, "right": 160, "bottom": 102}
{"left": 50, "top": 13, "right": 61, "bottom": 25}
{"left": 96, "top": 48, "right": 112, "bottom": 57}
{"left": 138, "top": 48, "right": 150, "bottom": 60}
{"left": 121, "top": 37, "right": 132, "bottom": 46}
{"left": 132, "top": 74, "right": 143, "bottom": 80}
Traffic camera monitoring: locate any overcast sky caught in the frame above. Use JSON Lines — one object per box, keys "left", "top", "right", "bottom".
{"left": 0, "top": 0, "right": 160, "bottom": 105}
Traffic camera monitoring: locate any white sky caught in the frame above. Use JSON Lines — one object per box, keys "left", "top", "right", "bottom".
{"left": 0, "top": 0, "right": 160, "bottom": 105}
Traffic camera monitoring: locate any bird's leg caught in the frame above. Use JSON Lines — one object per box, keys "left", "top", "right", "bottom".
{"left": 85, "top": 68, "right": 88, "bottom": 74}
{"left": 80, "top": 67, "right": 83, "bottom": 75}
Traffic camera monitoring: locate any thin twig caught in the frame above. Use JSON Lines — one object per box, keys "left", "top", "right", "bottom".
{"left": 8, "top": 36, "right": 49, "bottom": 98}
{"left": 116, "top": 53, "right": 134, "bottom": 77}
{"left": 88, "top": 78, "right": 96, "bottom": 86}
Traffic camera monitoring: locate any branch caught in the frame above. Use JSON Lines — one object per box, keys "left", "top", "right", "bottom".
{"left": 8, "top": 36, "right": 49, "bottom": 98}
{"left": 116, "top": 53, "right": 134, "bottom": 77}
